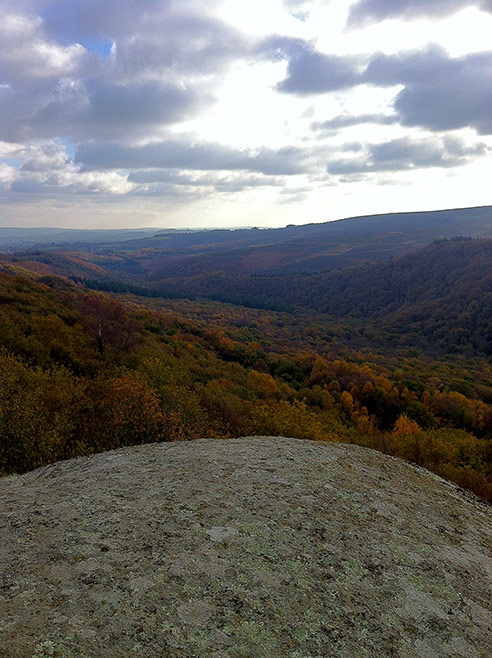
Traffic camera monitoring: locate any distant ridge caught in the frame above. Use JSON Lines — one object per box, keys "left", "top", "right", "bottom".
{"left": 322, "top": 203, "right": 492, "bottom": 226}
{"left": 2, "top": 204, "right": 492, "bottom": 252}
{"left": 0, "top": 227, "right": 161, "bottom": 251}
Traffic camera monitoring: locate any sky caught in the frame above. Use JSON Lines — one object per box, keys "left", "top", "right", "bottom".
{"left": 1, "top": 0, "right": 492, "bottom": 229}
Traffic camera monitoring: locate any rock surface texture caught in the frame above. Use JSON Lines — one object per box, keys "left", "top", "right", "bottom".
{"left": 1, "top": 436, "right": 491, "bottom": 657}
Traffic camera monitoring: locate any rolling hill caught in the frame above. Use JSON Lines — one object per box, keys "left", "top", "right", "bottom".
{"left": 112, "top": 238, "right": 492, "bottom": 356}
{"left": 3, "top": 205, "right": 492, "bottom": 281}
{"left": 1, "top": 254, "right": 492, "bottom": 501}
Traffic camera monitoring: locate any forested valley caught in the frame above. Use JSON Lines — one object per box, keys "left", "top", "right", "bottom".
{"left": 1, "top": 238, "right": 492, "bottom": 501}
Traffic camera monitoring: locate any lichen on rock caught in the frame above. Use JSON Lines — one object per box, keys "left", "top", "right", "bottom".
{"left": 1, "top": 436, "right": 491, "bottom": 657}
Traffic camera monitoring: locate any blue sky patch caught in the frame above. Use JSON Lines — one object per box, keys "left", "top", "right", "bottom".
{"left": 81, "top": 38, "right": 113, "bottom": 57}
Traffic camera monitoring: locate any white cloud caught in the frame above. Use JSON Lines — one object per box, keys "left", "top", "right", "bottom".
{"left": 0, "top": 13, "right": 88, "bottom": 83}
{"left": 1, "top": 0, "right": 491, "bottom": 228}
{"left": 0, "top": 163, "right": 18, "bottom": 191}
{"left": 20, "top": 142, "right": 70, "bottom": 171}
{"left": 347, "top": 0, "right": 492, "bottom": 26}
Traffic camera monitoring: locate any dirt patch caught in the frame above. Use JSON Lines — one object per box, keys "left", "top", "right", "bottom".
{"left": 1, "top": 436, "right": 491, "bottom": 657}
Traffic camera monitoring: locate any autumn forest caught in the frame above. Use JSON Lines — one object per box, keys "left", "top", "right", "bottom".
{"left": 1, "top": 208, "right": 492, "bottom": 502}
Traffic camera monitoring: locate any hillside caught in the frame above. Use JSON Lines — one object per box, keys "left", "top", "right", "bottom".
{"left": 3, "top": 205, "right": 492, "bottom": 281}
{"left": 0, "top": 268, "right": 491, "bottom": 501}
{"left": 139, "top": 205, "right": 492, "bottom": 277}
{"left": 1, "top": 437, "right": 490, "bottom": 657}
{"left": 147, "top": 238, "right": 492, "bottom": 356}
{"left": 6, "top": 224, "right": 492, "bottom": 359}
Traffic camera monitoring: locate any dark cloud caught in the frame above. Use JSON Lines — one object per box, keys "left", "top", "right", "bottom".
{"left": 364, "top": 45, "right": 446, "bottom": 86}
{"left": 115, "top": 14, "right": 248, "bottom": 77}
{"left": 365, "top": 48, "right": 492, "bottom": 134}
{"left": 41, "top": 0, "right": 215, "bottom": 42}
{"left": 40, "top": 0, "right": 247, "bottom": 74}
{"left": 279, "top": 52, "right": 362, "bottom": 94}
{"left": 128, "top": 170, "right": 199, "bottom": 185}
{"left": 347, "top": 0, "right": 491, "bottom": 26}
{"left": 76, "top": 140, "right": 310, "bottom": 176}
{"left": 85, "top": 80, "right": 199, "bottom": 131}
{"left": 2, "top": 0, "right": 491, "bottom": 211}
{"left": 0, "top": 77, "right": 201, "bottom": 142}
{"left": 270, "top": 41, "right": 492, "bottom": 136}
{"left": 311, "top": 113, "right": 398, "bottom": 131}
{"left": 9, "top": 179, "right": 53, "bottom": 195}
{"left": 128, "top": 170, "right": 280, "bottom": 190}
{"left": 327, "top": 136, "right": 487, "bottom": 176}
{"left": 264, "top": 39, "right": 364, "bottom": 94}
{"left": 257, "top": 36, "right": 314, "bottom": 61}
{"left": 370, "top": 135, "right": 485, "bottom": 166}
{"left": 0, "top": 1, "right": 246, "bottom": 143}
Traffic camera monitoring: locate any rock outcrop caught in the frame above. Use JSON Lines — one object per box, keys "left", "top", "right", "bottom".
{"left": 1, "top": 436, "right": 491, "bottom": 657}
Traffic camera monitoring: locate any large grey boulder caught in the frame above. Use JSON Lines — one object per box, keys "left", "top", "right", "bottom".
{"left": 1, "top": 436, "right": 491, "bottom": 657}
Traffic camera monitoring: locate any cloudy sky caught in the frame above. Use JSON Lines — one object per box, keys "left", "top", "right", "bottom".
{"left": 1, "top": 0, "right": 491, "bottom": 229}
